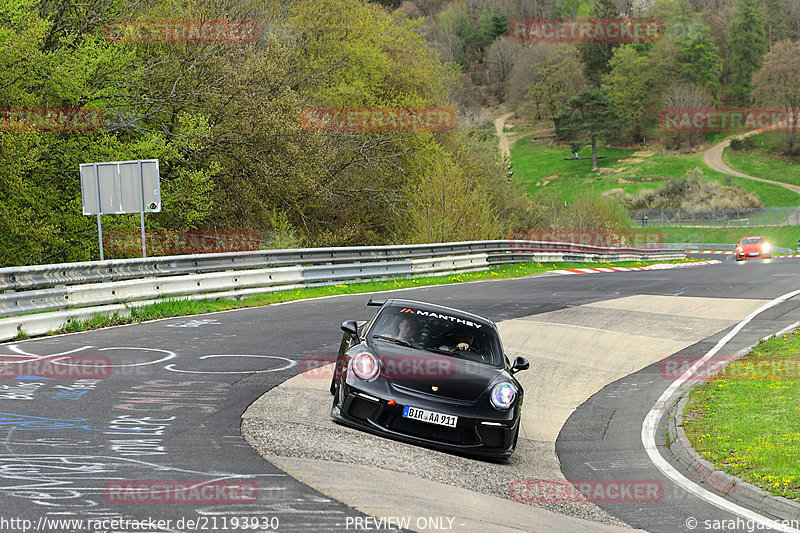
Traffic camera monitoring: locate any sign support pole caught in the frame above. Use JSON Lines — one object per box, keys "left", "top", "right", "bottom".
{"left": 94, "top": 164, "right": 104, "bottom": 261}
{"left": 138, "top": 160, "right": 146, "bottom": 258}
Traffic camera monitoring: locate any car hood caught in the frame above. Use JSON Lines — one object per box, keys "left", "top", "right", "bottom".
{"left": 367, "top": 341, "right": 506, "bottom": 401}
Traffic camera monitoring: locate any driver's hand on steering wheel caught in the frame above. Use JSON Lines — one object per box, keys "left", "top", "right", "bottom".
{"left": 456, "top": 342, "right": 470, "bottom": 351}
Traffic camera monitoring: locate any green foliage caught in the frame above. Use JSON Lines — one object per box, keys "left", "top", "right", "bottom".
{"left": 553, "top": 86, "right": 619, "bottom": 170}
{"left": 553, "top": 0, "right": 593, "bottom": 18}
{"left": 437, "top": 2, "right": 506, "bottom": 68}
{"left": 3, "top": 0, "right": 536, "bottom": 266}
{"left": 603, "top": 45, "right": 654, "bottom": 142}
{"left": 578, "top": 0, "right": 620, "bottom": 85}
{"left": 676, "top": 20, "right": 722, "bottom": 95}
{"left": 753, "top": 41, "right": 800, "bottom": 155}
{"left": 406, "top": 132, "right": 531, "bottom": 243}
{"left": 556, "top": 192, "right": 633, "bottom": 230}
{"left": 523, "top": 44, "right": 586, "bottom": 119}
{"left": 728, "top": 0, "right": 768, "bottom": 105}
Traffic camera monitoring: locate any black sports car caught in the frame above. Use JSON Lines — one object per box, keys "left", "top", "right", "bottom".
{"left": 330, "top": 298, "right": 529, "bottom": 459}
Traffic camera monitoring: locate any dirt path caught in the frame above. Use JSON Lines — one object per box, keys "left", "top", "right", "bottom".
{"left": 703, "top": 131, "right": 800, "bottom": 196}
{"left": 495, "top": 111, "right": 514, "bottom": 159}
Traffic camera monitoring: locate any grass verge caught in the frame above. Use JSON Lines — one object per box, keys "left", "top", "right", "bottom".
{"left": 683, "top": 329, "right": 800, "bottom": 501}
{"left": 35, "top": 258, "right": 695, "bottom": 339}
{"left": 723, "top": 132, "right": 800, "bottom": 189}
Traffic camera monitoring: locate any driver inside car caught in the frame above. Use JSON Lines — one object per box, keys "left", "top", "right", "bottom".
{"left": 440, "top": 329, "right": 474, "bottom": 353}
{"left": 395, "top": 316, "right": 419, "bottom": 343}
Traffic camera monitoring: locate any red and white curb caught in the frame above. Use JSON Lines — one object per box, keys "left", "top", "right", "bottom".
{"left": 688, "top": 251, "right": 800, "bottom": 258}
{"left": 687, "top": 250, "right": 733, "bottom": 254}
{"left": 551, "top": 260, "right": 721, "bottom": 275}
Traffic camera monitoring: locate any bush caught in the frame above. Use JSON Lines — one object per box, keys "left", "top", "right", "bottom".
{"left": 730, "top": 137, "right": 756, "bottom": 151}
{"left": 625, "top": 168, "right": 762, "bottom": 209}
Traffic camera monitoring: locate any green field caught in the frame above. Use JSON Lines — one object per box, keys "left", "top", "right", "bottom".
{"left": 723, "top": 132, "right": 800, "bottom": 188}
{"left": 509, "top": 134, "right": 799, "bottom": 207}
{"left": 684, "top": 329, "right": 800, "bottom": 501}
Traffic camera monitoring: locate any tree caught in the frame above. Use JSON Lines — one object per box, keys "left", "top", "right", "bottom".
{"left": 763, "top": 0, "right": 800, "bottom": 43}
{"left": 578, "top": 0, "right": 621, "bottom": 85}
{"left": 436, "top": 3, "right": 506, "bottom": 69}
{"left": 485, "top": 36, "right": 521, "bottom": 99}
{"left": 661, "top": 83, "right": 711, "bottom": 149}
{"left": 507, "top": 43, "right": 586, "bottom": 120}
{"left": 553, "top": 86, "right": 619, "bottom": 170}
{"left": 553, "top": 0, "right": 593, "bottom": 18}
{"left": 675, "top": 19, "right": 723, "bottom": 100}
{"left": 603, "top": 45, "right": 653, "bottom": 142}
{"left": 524, "top": 44, "right": 586, "bottom": 119}
{"left": 728, "top": 0, "right": 767, "bottom": 105}
{"left": 753, "top": 40, "right": 800, "bottom": 155}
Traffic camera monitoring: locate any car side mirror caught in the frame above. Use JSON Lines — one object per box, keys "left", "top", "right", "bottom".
{"left": 510, "top": 356, "right": 530, "bottom": 374}
{"left": 341, "top": 320, "right": 359, "bottom": 340}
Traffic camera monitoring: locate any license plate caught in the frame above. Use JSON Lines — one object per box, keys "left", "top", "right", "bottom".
{"left": 402, "top": 406, "right": 457, "bottom": 428}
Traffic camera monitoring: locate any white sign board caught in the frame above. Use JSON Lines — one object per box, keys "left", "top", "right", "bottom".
{"left": 80, "top": 159, "right": 161, "bottom": 215}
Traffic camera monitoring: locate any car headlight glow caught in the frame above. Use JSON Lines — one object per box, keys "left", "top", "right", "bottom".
{"left": 351, "top": 352, "right": 379, "bottom": 381}
{"left": 762, "top": 243, "right": 771, "bottom": 253}
{"left": 490, "top": 382, "right": 516, "bottom": 410}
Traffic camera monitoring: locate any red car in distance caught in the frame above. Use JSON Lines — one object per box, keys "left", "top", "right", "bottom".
{"left": 735, "top": 236, "right": 772, "bottom": 261}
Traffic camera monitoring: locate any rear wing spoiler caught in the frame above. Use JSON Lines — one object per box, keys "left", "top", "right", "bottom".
{"left": 366, "top": 298, "right": 387, "bottom": 308}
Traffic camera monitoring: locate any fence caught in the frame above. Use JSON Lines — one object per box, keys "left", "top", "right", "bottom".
{"left": 629, "top": 207, "right": 800, "bottom": 228}
{"left": 0, "top": 240, "right": 684, "bottom": 342}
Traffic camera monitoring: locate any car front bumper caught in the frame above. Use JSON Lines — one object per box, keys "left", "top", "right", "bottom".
{"left": 331, "top": 384, "right": 521, "bottom": 459}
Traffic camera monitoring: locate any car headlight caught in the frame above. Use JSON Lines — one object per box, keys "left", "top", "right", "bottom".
{"left": 490, "top": 382, "right": 516, "bottom": 410}
{"left": 762, "top": 243, "right": 771, "bottom": 253}
{"left": 351, "top": 352, "right": 379, "bottom": 381}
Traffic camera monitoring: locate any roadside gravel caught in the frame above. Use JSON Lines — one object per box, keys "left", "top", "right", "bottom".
{"left": 242, "top": 383, "right": 632, "bottom": 528}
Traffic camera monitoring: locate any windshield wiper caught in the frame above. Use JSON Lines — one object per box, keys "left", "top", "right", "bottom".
{"left": 372, "top": 335, "right": 419, "bottom": 350}
{"left": 426, "top": 347, "right": 457, "bottom": 356}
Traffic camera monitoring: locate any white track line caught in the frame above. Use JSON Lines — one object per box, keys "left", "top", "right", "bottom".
{"left": 642, "top": 288, "right": 800, "bottom": 532}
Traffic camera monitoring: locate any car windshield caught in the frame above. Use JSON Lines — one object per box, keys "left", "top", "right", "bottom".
{"left": 740, "top": 237, "right": 766, "bottom": 245}
{"left": 368, "top": 305, "right": 503, "bottom": 366}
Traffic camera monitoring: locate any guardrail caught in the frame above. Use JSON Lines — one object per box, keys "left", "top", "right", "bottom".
{"left": 0, "top": 240, "right": 677, "bottom": 292}
{"left": 0, "top": 240, "right": 684, "bottom": 342}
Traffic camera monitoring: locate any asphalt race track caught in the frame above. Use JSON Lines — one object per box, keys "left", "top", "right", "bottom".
{"left": 1, "top": 253, "right": 799, "bottom": 532}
